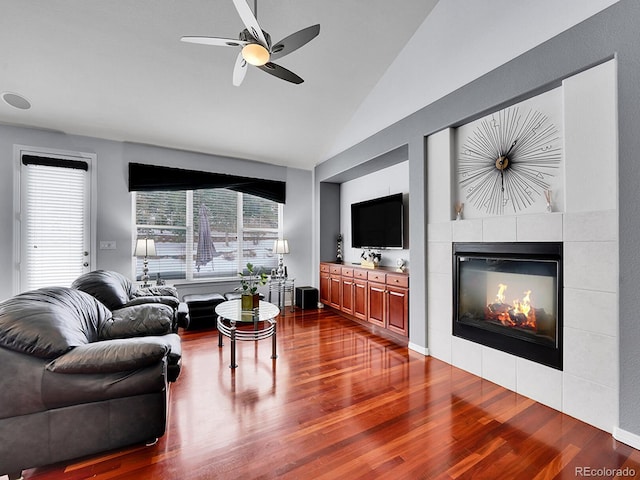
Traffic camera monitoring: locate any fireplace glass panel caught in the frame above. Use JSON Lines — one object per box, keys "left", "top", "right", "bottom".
{"left": 457, "top": 257, "right": 558, "bottom": 347}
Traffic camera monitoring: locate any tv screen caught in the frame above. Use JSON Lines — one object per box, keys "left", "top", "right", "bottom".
{"left": 351, "top": 193, "right": 404, "bottom": 249}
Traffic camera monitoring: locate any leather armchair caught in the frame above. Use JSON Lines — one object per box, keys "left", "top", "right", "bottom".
{"left": 72, "top": 270, "right": 190, "bottom": 331}
{"left": 0, "top": 287, "right": 180, "bottom": 479}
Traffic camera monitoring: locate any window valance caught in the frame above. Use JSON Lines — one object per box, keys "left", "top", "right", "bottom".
{"left": 128, "top": 162, "right": 286, "bottom": 204}
{"left": 22, "top": 154, "right": 89, "bottom": 171}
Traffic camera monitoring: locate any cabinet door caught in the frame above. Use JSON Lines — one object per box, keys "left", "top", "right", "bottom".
{"left": 387, "top": 286, "right": 409, "bottom": 336}
{"left": 329, "top": 275, "right": 341, "bottom": 309}
{"left": 353, "top": 279, "right": 367, "bottom": 320}
{"left": 319, "top": 273, "right": 330, "bottom": 305}
{"left": 341, "top": 277, "right": 354, "bottom": 315}
{"left": 367, "top": 282, "right": 386, "bottom": 327}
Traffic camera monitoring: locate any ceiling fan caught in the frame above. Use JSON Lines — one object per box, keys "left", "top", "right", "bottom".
{"left": 181, "top": 0, "right": 320, "bottom": 86}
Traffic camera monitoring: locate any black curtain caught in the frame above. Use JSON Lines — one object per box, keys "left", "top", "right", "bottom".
{"left": 128, "top": 162, "right": 286, "bottom": 204}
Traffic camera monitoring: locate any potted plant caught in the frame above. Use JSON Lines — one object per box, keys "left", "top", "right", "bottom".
{"left": 237, "top": 262, "right": 268, "bottom": 311}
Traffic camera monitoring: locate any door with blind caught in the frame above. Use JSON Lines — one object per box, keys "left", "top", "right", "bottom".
{"left": 18, "top": 149, "right": 93, "bottom": 292}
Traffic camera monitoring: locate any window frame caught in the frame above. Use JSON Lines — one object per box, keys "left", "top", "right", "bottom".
{"left": 132, "top": 189, "right": 283, "bottom": 284}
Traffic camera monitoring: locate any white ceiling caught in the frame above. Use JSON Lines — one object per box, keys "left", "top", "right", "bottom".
{"left": 0, "top": 1, "right": 438, "bottom": 170}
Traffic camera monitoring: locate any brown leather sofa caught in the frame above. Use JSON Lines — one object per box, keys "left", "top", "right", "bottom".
{"left": 0, "top": 286, "right": 181, "bottom": 479}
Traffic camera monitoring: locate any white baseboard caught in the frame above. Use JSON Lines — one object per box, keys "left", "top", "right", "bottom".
{"left": 408, "top": 342, "right": 429, "bottom": 356}
{"left": 613, "top": 426, "right": 640, "bottom": 449}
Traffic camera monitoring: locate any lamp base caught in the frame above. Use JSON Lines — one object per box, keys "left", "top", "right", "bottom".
{"left": 141, "top": 259, "right": 151, "bottom": 287}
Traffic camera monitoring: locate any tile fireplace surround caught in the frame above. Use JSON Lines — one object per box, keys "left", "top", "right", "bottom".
{"left": 427, "top": 210, "right": 618, "bottom": 433}
{"left": 424, "top": 60, "right": 618, "bottom": 434}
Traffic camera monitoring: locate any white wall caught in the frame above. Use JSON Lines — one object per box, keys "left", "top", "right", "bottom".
{"left": 339, "top": 161, "right": 409, "bottom": 268}
{"left": 327, "top": 0, "right": 620, "bottom": 160}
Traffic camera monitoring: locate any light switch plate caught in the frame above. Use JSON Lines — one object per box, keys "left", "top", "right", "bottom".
{"left": 100, "top": 240, "right": 117, "bottom": 250}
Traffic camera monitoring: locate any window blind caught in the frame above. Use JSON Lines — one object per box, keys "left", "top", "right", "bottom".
{"left": 23, "top": 162, "right": 88, "bottom": 290}
{"left": 134, "top": 189, "right": 279, "bottom": 282}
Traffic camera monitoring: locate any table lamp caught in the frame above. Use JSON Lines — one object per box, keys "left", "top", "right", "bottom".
{"left": 134, "top": 237, "right": 157, "bottom": 287}
{"left": 273, "top": 239, "right": 289, "bottom": 277}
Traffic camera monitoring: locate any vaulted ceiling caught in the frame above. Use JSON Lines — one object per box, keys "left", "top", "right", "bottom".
{"left": 0, "top": 1, "right": 438, "bottom": 170}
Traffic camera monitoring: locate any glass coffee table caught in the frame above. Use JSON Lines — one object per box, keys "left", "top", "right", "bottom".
{"left": 215, "top": 300, "right": 280, "bottom": 369}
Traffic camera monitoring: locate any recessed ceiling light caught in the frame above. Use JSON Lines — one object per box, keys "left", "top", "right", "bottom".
{"left": 2, "top": 92, "right": 31, "bottom": 110}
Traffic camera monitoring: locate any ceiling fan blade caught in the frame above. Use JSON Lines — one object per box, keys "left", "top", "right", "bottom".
{"left": 232, "top": 52, "right": 248, "bottom": 86}
{"left": 181, "top": 36, "right": 247, "bottom": 48}
{"left": 258, "top": 62, "right": 304, "bottom": 84}
{"left": 270, "top": 24, "right": 320, "bottom": 61}
{"left": 232, "top": 0, "right": 269, "bottom": 47}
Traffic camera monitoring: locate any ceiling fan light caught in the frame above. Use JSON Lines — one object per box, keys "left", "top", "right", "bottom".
{"left": 242, "top": 43, "right": 270, "bottom": 66}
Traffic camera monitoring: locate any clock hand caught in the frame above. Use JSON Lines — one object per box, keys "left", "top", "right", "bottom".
{"left": 499, "top": 139, "right": 516, "bottom": 193}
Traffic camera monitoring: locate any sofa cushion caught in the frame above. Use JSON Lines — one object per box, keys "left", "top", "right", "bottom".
{"left": 46, "top": 337, "right": 170, "bottom": 374}
{"left": 100, "top": 304, "right": 173, "bottom": 339}
{"left": 0, "top": 287, "right": 112, "bottom": 359}
{"left": 136, "top": 285, "right": 179, "bottom": 298}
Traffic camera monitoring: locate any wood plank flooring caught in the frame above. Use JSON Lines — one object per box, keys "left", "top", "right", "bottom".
{"left": 21, "top": 308, "right": 640, "bottom": 479}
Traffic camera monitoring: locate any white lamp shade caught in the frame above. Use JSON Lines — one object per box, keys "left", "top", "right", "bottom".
{"left": 273, "top": 239, "right": 289, "bottom": 254}
{"left": 134, "top": 238, "right": 157, "bottom": 257}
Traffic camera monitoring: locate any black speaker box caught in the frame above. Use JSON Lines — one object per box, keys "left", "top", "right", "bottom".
{"left": 295, "top": 286, "right": 318, "bottom": 310}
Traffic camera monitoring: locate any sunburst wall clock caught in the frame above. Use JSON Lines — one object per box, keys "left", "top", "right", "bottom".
{"left": 458, "top": 103, "right": 562, "bottom": 216}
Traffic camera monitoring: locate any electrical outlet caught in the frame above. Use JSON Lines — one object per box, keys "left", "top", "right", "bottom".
{"left": 100, "top": 240, "right": 117, "bottom": 250}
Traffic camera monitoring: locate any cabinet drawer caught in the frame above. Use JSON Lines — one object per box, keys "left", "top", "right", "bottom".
{"left": 368, "top": 271, "right": 386, "bottom": 283}
{"left": 320, "top": 263, "right": 330, "bottom": 273}
{"left": 353, "top": 269, "right": 368, "bottom": 280}
{"left": 330, "top": 265, "right": 342, "bottom": 275}
{"left": 341, "top": 267, "right": 354, "bottom": 277}
{"left": 386, "top": 273, "right": 409, "bottom": 288}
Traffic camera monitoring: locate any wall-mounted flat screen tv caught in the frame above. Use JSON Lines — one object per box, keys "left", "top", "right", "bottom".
{"left": 351, "top": 193, "right": 404, "bottom": 249}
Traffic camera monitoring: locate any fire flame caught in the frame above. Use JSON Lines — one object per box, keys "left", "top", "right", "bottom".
{"left": 488, "top": 284, "right": 537, "bottom": 329}
{"left": 495, "top": 284, "right": 507, "bottom": 304}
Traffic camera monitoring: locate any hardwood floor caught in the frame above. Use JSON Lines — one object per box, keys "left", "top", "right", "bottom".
{"left": 22, "top": 308, "right": 640, "bottom": 479}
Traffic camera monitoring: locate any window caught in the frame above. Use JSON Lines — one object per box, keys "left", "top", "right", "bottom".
{"left": 134, "top": 189, "right": 281, "bottom": 282}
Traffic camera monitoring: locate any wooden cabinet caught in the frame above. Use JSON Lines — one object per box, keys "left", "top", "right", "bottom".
{"left": 367, "top": 280, "right": 386, "bottom": 327}
{"left": 340, "top": 267, "right": 354, "bottom": 315}
{"left": 329, "top": 275, "right": 341, "bottom": 309}
{"left": 320, "top": 262, "right": 409, "bottom": 339}
{"left": 320, "top": 263, "right": 342, "bottom": 309}
{"left": 319, "top": 263, "right": 330, "bottom": 305}
{"left": 386, "top": 284, "right": 409, "bottom": 336}
{"left": 353, "top": 278, "right": 368, "bottom": 320}
{"left": 385, "top": 273, "right": 409, "bottom": 336}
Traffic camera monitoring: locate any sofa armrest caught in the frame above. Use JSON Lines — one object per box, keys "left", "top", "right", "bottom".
{"left": 46, "top": 337, "right": 169, "bottom": 374}
{"left": 176, "top": 302, "right": 190, "bottom": 329}
{"left": 100, "top": 304, "right": 173, "bottom": 339}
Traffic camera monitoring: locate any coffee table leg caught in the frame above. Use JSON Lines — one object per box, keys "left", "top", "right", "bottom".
{"left": 230, "top": 325, "right": 238, "bottom": 368}
{"left": 271, "top": 322, "right": 278, "bottom": 359}
{"left": 290, "top": 285, "right": 295, "bottom": 312}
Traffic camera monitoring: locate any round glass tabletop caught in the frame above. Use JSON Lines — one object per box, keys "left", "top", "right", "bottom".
{"left": 215, "top": 299, "right": 280, "bottom": 323}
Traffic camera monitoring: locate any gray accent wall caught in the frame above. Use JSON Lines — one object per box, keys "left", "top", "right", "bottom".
{"left": 319, "top": 182, "right": 340, "bottom": 262}
{"left": 0, "top": 125, "right": 311, "bottom": 301}
{"left": 314, "top": 0, "right": 640, "bottom": 436}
